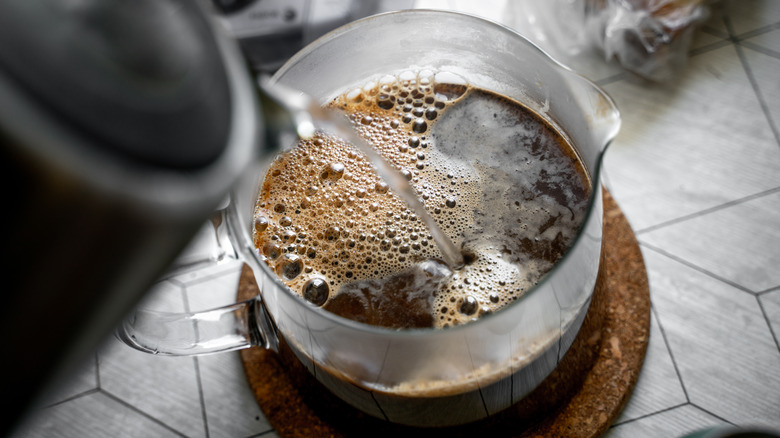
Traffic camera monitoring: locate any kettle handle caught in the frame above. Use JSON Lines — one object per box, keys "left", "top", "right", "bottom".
{"left": 116, "top": 208, "right": 279, "bottom": 355}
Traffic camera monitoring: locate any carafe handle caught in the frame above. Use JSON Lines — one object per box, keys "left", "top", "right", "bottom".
{"left": 117, "top": 295, "right": 278, "bottom": 355}
{"left": 117, "top": 208, "right": 279, "bottom": 355}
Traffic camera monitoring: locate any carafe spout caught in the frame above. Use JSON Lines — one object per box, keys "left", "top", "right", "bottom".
{"left": 565, "top": 72, "right": 622, "bottom": 155}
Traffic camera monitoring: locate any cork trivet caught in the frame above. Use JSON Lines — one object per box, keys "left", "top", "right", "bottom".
{"left": 238, "top": 189, "right": 650, "bottom": 437}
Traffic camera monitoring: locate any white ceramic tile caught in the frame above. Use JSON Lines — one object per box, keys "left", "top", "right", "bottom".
{"left": 602, "top": 44, "right": 780, "bottom": 231}
{"left": 100, "top": 280, "right": 206, "bottom": 438}
{"left": 640, "top": 191, "right": 780, "bottom": 293}
{"left": 760, "top": 289, "right": 780, "bottom": 350}
{"left": 12, "top": 392, "right": 182, "bottom": 438}
{"left": 604, "top": 404, "right": 728, "bottom": 438}
{"left": 170, "top": 259, "right": 244, "bottom": 287}
{"left": 183, "top": 267, "right": 274, "bottom": 437}
{"left": 690, "top": 26, "right": 730, "bottom": 52}
{"left": 721, "top": 0, "right": 780, "bottom": 36}
{"left": 169, "top": 218, "right": 226, "bottom": 272}
{"left": 98, "top": 339, "right": 206, "bottom": 438}
{"left": 743, "top": 28, "right": 780, "bottom": 56}
{"left": 613, "top": 310, "right": 687, "bottom": 424}
{"left": 133, "top": 279, "right": 186, "bottom": 313}
{"left": 182, "top": 261, "right": 243, "bottom": 311}
{"left": 198, "top": 352, "right": 273, "bottom": 437}
{"left": 167, "top": 218, "right": 243, "bottom": 286}
{"left": 742, "top": 30, "right": 780, "bottom": 133}
{"left": 643, "top": 249, "right": 780, "bottom": 429}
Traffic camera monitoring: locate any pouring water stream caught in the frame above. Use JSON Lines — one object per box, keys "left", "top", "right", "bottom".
{"left": 258, "top": 77, "right": 465, "bottom": 270}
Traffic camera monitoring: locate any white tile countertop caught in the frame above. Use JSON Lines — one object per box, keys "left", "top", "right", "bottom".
{"left": 12, "top": 1, "right": 780, "bottom": 437}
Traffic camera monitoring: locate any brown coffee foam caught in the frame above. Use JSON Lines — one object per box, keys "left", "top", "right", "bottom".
{"left": 239, "top": 188, "right": 651, "bottom": 437}
{"left": 253, "top": 74, "right": 591, "bottom": 328}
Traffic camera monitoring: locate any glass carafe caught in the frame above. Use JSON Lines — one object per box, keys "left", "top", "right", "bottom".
{"left": 119, "top": 10, "right": 620, "bottom": 427}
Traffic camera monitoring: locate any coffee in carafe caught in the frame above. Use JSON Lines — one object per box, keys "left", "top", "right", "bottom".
{"left": 253, "top": 70, "right": 591, "bottom": 329}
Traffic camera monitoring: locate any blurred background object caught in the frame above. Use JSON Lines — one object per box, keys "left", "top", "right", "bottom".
{"left": 214, "top": 0, "right": 414, "bottom": 72}
{"left": 505, "top": 0, "right": 715, "bottom": 82}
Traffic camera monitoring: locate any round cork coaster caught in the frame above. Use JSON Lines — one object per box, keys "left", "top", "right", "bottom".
{"left": 238, "top": 189, "right": 650, "bottom": 438}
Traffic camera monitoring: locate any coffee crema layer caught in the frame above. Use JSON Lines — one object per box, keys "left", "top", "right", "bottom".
{"left": 253, "top": 70, "right": 590, "bottom": 329}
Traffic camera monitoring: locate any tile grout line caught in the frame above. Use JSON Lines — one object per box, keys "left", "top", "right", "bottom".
{"left": 689, "top": 39, "right": 733, "bottom": 58}
{"left": 688, "top": 402, "right": 737, "bottom": 426}
{"left": 640, "top": 239, "right": 780, "bottom": 370}
{"left": 193, "top": 357, "right": 211, "bottom": 438}
{"left": 169, "top": 276, "right": 188, "bottom": 288}
{"left": 701, "top": 16, "right": 780, "bottom": 42}
{"left": 650, "top": 304, "right": 691, "bottom": 403}
{"left": 727, "top": 16, "right": 780, "bottom": 150}
{"left": 758, "top": 285, "right": 780, "bottom": 295}
{"left": 608, "top": 401, "right": 690, "bottom": 428}
{"left": 162, "top": 263, "right": 240, "bottom": 289}
{"left": 42, "top": 388, "right": 101, "bottom": 409}
{"left": 639, "top": 242, "right": 756, "bottom": 296}
{"left": 180, "top": 262, "right": 244, "bottom": 288}
{"left": 701, "top": 25, "right": 730, "bottom": 40}
{"left": 732, "top": 21, "right": 780, "bottom": 42}
{"left": 636, "top": 186, "right": 780, "bottom": 235}
{"left": 740, "top": 41, "right": 780, "bottom": 61}
{"left": 100, "top": 389, "right": 188, "bottom": 438}
{"left": 756, "top": 296, "right": 780, "bottom": 356}
{"left": 181, "top": 285, "right": 212, "bottom": 438}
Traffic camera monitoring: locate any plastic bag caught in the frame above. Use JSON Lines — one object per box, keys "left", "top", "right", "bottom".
{"left": 585, "top": 0, "right": 712, "bottom": 81}
{"left": 507, "top": 0, "right": 713, "bottom": 82}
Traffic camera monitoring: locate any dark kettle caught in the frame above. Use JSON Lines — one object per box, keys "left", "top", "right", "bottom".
{"left": 0, "top": 0, "right": 266, "bottom": 434}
